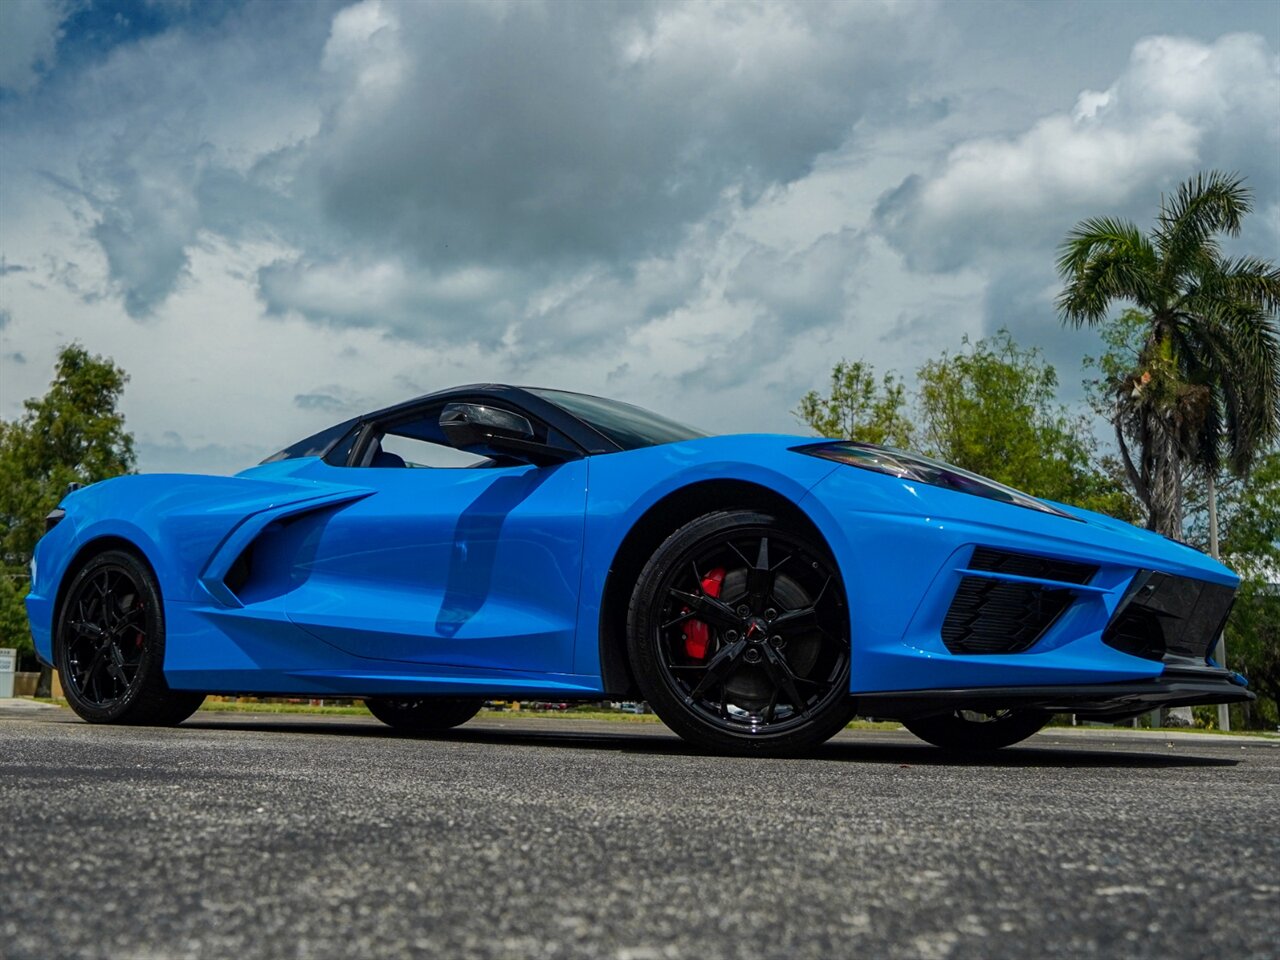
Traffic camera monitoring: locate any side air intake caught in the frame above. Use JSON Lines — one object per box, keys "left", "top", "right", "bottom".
{"left": 941, "top": 548, "right": 1098, "bottom": 655}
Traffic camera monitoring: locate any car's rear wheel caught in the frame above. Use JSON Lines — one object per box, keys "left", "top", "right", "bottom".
{"left": 56, "top": 549, "right": 205, "bottom": 725}
{"left": 365, "top": 697, "right": 484, "bottom": 732}
{"left": 627, "top": 510, "right": 854, "bottom": 756}
{"left": 904, "top": 709, "right": 1049, "bottom": 750}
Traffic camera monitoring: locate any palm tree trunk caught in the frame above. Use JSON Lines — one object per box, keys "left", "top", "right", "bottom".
{"left": 1145, "top": 424, "right": 1185, "bottom": 539}
{"left": 1143, "top": 423, "right": 1185, "bottom": 727}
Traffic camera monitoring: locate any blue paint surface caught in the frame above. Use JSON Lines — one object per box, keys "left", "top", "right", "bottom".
{"left": 26, "top": 432, "right": 1238, "bottom": 698}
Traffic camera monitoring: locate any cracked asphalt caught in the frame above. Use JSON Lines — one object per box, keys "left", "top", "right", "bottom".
{"left": 1, "top": 704, "right": 1277, "bottom": 960}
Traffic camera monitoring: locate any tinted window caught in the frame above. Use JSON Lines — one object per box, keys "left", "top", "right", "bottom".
{"left": 322, "top": 423, "right": 363, "bottom": 466}
{"left": 261, "top": 418, "right": 359, "bottom": 464}
{"left": 528, "top": 388, "right": 708, "bottom": 450}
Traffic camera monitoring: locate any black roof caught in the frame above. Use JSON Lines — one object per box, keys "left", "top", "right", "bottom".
{"left": 265, "top": 383, "right": 706, "bottom": 464}
{"left": 362, "top": 383, "right": 620, "bottom": 454}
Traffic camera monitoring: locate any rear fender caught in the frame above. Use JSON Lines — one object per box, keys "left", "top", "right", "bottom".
{"left": 47, "top": 472, "right": 374, "bottom": 605}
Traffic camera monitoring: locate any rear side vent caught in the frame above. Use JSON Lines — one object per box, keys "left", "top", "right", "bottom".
{"left": 942, "top": 548, "right": 1098, "bottom": 655}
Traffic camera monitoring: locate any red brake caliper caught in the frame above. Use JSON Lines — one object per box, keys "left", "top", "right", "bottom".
{"left": 683, "top": 568, "right": 725, "bottom": 660}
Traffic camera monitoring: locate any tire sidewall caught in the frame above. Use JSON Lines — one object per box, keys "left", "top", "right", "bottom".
{"left": 365, "top": 697, "right": 484, "bottom": 732}
{"left": 57, "top": 550, "right": 166, "bottom": 723}
{"left": 627, "top": 510, "right": 854, "bottom": 756}
{"left": 904, "top": 710, "right": 1049, "bottom": 750}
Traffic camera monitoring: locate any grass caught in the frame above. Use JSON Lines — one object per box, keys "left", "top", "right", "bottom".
{"left": 1120, "top": 725, "right": 1277, "bottom": 738}
{"left": 25, "top": 697, "right": 896, "bottom": 728}
{"left": 21, "top": 697, "right": 1275, "bottom": 736}
{"left": 197, "top": 699, "right": 372, "bottom": 716}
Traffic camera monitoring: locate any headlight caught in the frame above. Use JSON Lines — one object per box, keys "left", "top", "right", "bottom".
{"left": 795, "top": 441, "right": 1076, "bottom": 519}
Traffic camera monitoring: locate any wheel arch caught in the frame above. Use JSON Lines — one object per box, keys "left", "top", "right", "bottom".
{"left": 52, "top": 535, "right": 165, "bottom": 656}
{"left": 596, "top": 478, "right": 839, "bottom": 697}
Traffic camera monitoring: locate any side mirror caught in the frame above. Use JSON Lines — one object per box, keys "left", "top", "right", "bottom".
{"left": 440, "top": 403, "right": 535, "bottom": 449}
{"left": 439, "top": 403, "right": 576, "bottom": 466}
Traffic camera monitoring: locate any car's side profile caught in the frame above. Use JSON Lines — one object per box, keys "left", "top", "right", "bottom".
{"left": 26, "top": 384, "right": 1252, "bottom": 755}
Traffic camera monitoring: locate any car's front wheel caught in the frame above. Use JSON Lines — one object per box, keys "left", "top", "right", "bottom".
{"left": 904, "top": 709, "right": 1049, "bottom": 750}
{"left": 56, "top": 549, "right": 205, "bottom": 725}
{"left": 365, "top": 697, "right": 484, "bottom": 732}
{"left": 627, "top": 510, "right": 855, "bottom": 756}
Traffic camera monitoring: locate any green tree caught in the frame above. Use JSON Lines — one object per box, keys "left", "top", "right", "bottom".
{"left": 1217, "top": 449, "right": 1280, "bottom": 728}
{"left": 794, "top": 359, "right": 913, "bottom": 446}
{"left": 1057, "top": 171, "right": 1280, "bottom": 538}
{"left": 0, "top": 345, "right": 135, "bottom": 663}
{"left": 915, "top": 330, "right": 1137, "bottom": 518}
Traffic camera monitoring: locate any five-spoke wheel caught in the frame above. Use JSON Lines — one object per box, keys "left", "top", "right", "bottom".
{"left": 628, "top": 510, "right": 854, "bottom": 755}
{"left": 56, "top": 550, "right": 204, "bottom": 725}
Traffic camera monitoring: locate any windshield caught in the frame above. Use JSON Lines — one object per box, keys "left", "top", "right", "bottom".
{"left": 528, "top": 388, "right": 709, "bottom": 450}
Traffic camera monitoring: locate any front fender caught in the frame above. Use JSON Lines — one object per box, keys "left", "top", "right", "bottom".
{"left": 572, "top": 436, "right": 841, "bottom": 677}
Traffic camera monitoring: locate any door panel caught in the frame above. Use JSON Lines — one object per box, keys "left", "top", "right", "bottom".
{"left": 283, "top": 460, "right": 588, "bottom": 673}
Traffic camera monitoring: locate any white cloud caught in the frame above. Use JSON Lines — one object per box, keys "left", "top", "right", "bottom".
{"left": 876, "top": 32, "right": 1280, "bottom": 272}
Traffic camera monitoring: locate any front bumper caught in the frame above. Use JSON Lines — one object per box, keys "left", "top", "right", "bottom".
{"left": 802, "top": 464, "right": 1240, "bottom": 695}
{"left": 856, "top": 662, "right": 1253, "bottom": 722}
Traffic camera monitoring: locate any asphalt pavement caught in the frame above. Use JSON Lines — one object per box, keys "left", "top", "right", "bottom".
{"left": 1, "top": 703, "right": 1277, "bottom": 960}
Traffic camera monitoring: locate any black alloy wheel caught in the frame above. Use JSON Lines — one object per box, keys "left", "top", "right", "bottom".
{"left": 628, "top": 510, "right": 855, "bottom": 756}
{"left": 903, "top": 709, "right": 1049, "bottom": 750}
{"left": 365, "top": 697, "right": 485, "bottom": 732}
{"left": 56, "top": 550, "right": 205, "bottom": 725}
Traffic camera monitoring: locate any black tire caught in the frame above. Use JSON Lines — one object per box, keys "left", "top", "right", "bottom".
{"left": 904, "top": 709, "right": 1049, "bottom": 751}
{"left": 365, "top": 697, "right": 484, "bottom": 732}
{"left": 627, "top": 510, "right": 855, "bottom": 757}
{"left": 56, "top": 549, "right": 205, "bottom": 726}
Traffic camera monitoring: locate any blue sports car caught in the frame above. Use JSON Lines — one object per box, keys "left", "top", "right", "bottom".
{"left": 26, "top": 384, "right": 1252, "bottom": 754}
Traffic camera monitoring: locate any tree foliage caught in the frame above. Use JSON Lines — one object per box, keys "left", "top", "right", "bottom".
{"left": 1218, "top": 449, "right": 1280, "bottom": 727}
{"left": 793, "top": 359, "right": 913, "bottom": 447}
{"left": 1057, "top": 171, "right": 1280, "bottom": 537}
{"left": 797, "top": 331, "right": 1137, "bottom": 519}
{"left": 0, "top": 345, "right": 135, "bottom": 660}
{"left": 915, "top": 331, "right": 1136, "bottom": 518}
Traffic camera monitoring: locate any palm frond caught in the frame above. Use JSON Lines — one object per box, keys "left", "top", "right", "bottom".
{"left": 1055, "top": 217, "right": 1158, "bottom": 326}
{"left": 1181, "top": 301, "right": 1280, "bottom": 473}
{"left": 1156, "top": 171, "right": 1252, "bottom": 280}
{"left": 1205, "top": 255, "right": 1280, "bottom": 313}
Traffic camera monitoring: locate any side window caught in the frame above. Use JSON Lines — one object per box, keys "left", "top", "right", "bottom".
{"left": 355, "top": 405, "right": 494, "bottom": 469}
{"left": 322, "top": 423, "right": 363, "bottom": 466}
{"left": 343, "top": 399, "right": 579, "bottom": 469}
{"left": 376, "top": 430, "right": 491, "bottom": 469}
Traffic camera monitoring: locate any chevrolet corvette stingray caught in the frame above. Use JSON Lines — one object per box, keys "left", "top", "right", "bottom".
{"left": 26, "top": 384, "right": 1252, "bottom": 754}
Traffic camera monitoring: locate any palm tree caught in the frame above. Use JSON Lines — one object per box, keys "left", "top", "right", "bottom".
{"left": 1057, "top": 171, "right": 1280, "bottom": 537}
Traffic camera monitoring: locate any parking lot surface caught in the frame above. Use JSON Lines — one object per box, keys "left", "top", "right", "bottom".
{"left": 2, "top": 705, "right": 1277, "bottom": 959}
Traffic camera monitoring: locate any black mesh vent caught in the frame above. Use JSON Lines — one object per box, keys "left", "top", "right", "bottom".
{"left": 968, "top": 547, "right": 1097, "bottom": 585}
{"left": 942, "top": 578, "right": 1074, "bottom": 654}
{"left": 941, "top": 549, "right": 1096, "bottom": 655}
{"left": 1103, "top": 572, "right": 1236, "bottom": 662}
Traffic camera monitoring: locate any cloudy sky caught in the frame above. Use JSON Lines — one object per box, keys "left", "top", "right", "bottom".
{"left": 1, "top": 0, "right": 1277, "bottom": 474}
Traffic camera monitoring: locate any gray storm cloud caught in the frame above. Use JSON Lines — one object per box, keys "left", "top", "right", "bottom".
{"left": 309, "top": 1, "right": 921, "bottom": 268}
{"left": 1, "top": 1, "right": 1277, "bottom": 474}
{"left": 0, "top": 0, "right": 68, "bottom": 93}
